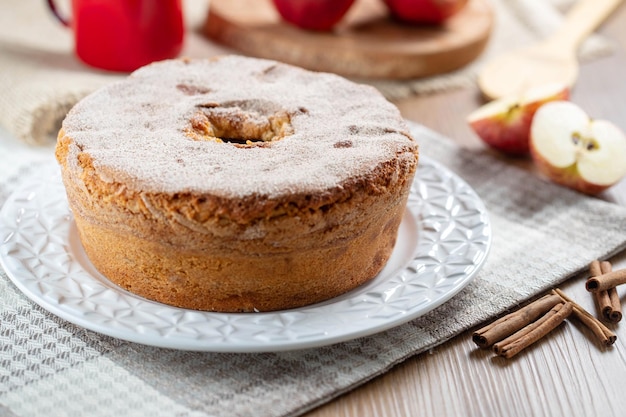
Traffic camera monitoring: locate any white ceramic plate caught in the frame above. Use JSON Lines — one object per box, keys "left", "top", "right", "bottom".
{"left": 0, "top": 157, "right": 490, "bottom": 352}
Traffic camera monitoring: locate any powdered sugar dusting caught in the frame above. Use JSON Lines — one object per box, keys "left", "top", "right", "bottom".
{"left": 61, "top": 56, "right": 416, "bottom": 198}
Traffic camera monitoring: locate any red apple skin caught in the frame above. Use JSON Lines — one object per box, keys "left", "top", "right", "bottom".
{"left": 529, "top": 144, "right": 608, "bottom": 195}
{"left": 383, "top": 0, "right": 468, "bottom": 24}
{"left": 467, "top": 87, "right": 570, "bottom": 156}
{"left": 272, "top": 0, "right": 356, "bottom": 31}
{"left": 468, "top": 106, "right": 535, "bottom": 156}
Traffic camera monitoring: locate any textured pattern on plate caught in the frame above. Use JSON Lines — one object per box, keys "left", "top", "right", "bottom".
{"left": 0, "top": 157, "right": 490, "bottom": 352}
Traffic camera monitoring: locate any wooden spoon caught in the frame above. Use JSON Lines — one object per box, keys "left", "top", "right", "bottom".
{"left": 478, "top": 0, "right": 623, "bottom": 100}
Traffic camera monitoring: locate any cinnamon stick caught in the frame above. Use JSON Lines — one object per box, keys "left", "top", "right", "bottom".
{"left": 594, "top": 289, "right": 613, "bottom": 320}
{"left": 495, "top": 302, "right": 572, "bottom": 359}
{"left": 591, "top": 260, "right": 615, "bottom": 322}
{"left": 589, "top": 259, "right": 602, "bottom": 278}
{"left": 601, "top": 261, "right": 622, "bottom": 323}
{"left": 472, "top": 294, "right": 562, "bottom": 349}
{"left": 553, "top": 288, "right": 617, "bottom": 347}
{"left": 493, "top": 302, "right": 563, "bottom": 356}
{"left": 607, "top": 289, "right": 623, "bottom": 323}
{"left": 585, "top": 267, "right": 626, "bottom": 292}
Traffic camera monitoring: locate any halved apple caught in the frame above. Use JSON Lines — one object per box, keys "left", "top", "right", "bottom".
{"left": 467, "top": 83, "right": 569, "bottom": 156}
{"left": 530, "top": 101, "right": 626, "bottom": 195}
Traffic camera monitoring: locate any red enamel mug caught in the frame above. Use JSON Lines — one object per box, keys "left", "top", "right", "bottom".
{"left": 47, "top": 0, "right": 185, "bottom": 72}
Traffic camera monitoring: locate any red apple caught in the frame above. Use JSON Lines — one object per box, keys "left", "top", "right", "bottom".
{"left": 530, "top": 101, "right": 626, "bottom": 195}
{"left": 272, "top": 0, "right": 355, "bottom": 31}
{"left": 384, "top": 0, "right": 468, "bottom": 24}
{"left": 467, "top": 83, "right": 570, "bottom": 156}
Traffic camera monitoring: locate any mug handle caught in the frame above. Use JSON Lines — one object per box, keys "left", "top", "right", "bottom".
{"left": 46, "top": 0, "right": 71, "bottom": 27}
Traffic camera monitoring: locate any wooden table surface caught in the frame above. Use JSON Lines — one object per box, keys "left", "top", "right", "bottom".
{"left": 307, "top": 5, "right": 626, "bottom": 417}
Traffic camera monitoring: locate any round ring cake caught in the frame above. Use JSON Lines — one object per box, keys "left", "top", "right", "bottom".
{"left": 55, "top": 56, "right": 419, "bottom": 312}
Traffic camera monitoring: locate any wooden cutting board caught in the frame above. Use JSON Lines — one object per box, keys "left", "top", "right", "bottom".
{"left": 203, "top": 0, "right": 493, "bottom": 80}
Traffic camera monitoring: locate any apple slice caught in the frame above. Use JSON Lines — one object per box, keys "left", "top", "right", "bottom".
{"left": 467, "top": 83, "right": 569, "bottom": 156}
{"left": 530, "top": 101, "right": 626, "bottom": 195}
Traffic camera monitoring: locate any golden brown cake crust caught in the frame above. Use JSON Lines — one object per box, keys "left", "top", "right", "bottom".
{"left": 55, "top": 56, "right": 419, "bottom": 312}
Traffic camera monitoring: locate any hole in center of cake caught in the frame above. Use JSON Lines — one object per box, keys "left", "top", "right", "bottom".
{"left": 186, "top": 100, "right": 294, "bottom": 147}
